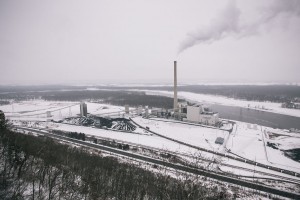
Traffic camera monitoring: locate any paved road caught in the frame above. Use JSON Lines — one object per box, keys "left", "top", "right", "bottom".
{"left": 16, "top": 126, "right": 300, "bottom": 199}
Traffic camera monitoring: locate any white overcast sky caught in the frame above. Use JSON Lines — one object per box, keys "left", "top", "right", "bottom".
{"left": 0, "top": 0, "right": 300, "bottom": 85}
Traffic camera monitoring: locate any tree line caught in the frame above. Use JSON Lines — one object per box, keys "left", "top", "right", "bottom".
{"left": 1, "top": 85, "right": 299, "bottom": 104}
{"left": 0, "top": 90, "right": 179, "bottom": 109}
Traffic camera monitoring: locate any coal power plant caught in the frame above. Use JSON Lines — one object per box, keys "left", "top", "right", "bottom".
{"left": 169, "top": 61, "right": 220, "bottom": 126}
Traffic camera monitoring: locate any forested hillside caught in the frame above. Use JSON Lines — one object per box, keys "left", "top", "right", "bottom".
{"left": 0, "top": 124, "right": 232, "bottom": 199}
{"left": 0, "top": 90, "right": 178, "bottom": 109}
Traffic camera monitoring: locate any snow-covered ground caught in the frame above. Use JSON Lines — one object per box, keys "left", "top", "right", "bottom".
{"left": 1, "top": 100, "right": 300, "bottom": 175}
{"left": 48, "top": 122, "right": 199, "bottom": 155}
{"left": 2, "top": 100, "right": 124, "bottom": 121}
{"left": 139, "top": 90, "right": 300, "bottom": 118}
{"left": 226, "top": 121, "right": 300, "bottom": 173}
{"left": 227, "top": 122, "right": 267, "bottom": 162}
{"left": 132, "top": 117, "right": 228, "bottom": 152}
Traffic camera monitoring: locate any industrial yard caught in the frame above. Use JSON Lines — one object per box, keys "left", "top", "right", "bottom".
{"left": 3, "top": 99, "right": 299, "bottom": 164}
{"left": 2, "top": 96, "right": 300, "bottom": 195}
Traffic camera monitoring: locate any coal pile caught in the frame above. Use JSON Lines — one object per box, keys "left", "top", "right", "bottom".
{"left": 61, "top": 116, "right": 137, "bottom": 132}
{"left": 112, "top": 120, "right": 136, "bottom": 131}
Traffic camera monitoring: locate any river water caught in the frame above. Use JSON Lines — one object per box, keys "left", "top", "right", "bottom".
{"left": 210, "top": 104, "right": 300, "bottom": 129}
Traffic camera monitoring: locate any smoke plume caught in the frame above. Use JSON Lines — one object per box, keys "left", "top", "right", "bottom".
{"left": 178, "top": 0, "right": 300, "bottom": 54}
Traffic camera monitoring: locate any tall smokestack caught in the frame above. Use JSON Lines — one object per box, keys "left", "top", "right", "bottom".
{"left": 174, "top": 61, "right": 178, "bottom": 112}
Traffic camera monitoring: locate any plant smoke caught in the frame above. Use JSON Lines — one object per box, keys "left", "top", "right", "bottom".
{"left": 178, "top": 0, "right": 300, "bottom": 54}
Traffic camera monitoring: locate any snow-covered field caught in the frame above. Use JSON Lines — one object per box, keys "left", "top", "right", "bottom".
{"left": 140, "top": 90, "right": 300, "bottom": 118}
{"left": 226, "top": 122, "right": 300, "bottom": 172}
{"left": 227, "top": 123, "right": 267, "bottom": 162}
{"left": 132, "top": 117, "right": 228, "bottom": 152}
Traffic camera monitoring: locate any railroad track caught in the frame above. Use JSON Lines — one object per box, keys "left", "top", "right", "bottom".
{"left": 27, "top": 125, "right": 300, "bottom": 185}
{"left": 15, "top": 126, "right": 300, "bottom": 199}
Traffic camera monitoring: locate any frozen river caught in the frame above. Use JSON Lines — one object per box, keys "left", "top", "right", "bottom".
{"left": 211, "top": 104, "right": 300, "bottom": 129}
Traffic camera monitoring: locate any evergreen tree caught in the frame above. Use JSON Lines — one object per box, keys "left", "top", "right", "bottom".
{"left": 0, "top": 110, "right": 5, "bottom": 129}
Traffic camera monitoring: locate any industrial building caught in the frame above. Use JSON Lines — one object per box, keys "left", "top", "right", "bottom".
{"left": 184, "top": 104, "right": 219, "bottom": 125}
{"left": 151, "top": 107, "right": 169, "bottom": 118}
{"left": 121, "top": 61, "right": 219, "bottom": 126}
{"left": 137, "top": 106, "right": 143, "bottom": 115}
{"left": 80, "top": 102, "right": 88, "bottom": 117}
{"left": 172, "top": 61, "right": 219, "bottom": 126}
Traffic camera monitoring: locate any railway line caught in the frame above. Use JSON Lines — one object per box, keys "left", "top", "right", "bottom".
{"left": 15, "top": 126, "right": 300, "bottom": 199}
{"left": 21, "top": 125, "right": 300, "bottom": 185}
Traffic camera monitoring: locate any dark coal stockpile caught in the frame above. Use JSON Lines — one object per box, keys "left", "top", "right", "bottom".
{"left": 112, "top": 120, "right": 136, "bottom": 131}
{"left": 284, "top": 149, "right": 300, "bottom": 163}
{"left": 62, "top": 116, "right": 136, "bottom": 132}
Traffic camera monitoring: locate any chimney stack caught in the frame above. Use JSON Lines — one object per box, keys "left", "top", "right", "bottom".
{"left": 174, "top": 61, "right": 178, "bottom": 112}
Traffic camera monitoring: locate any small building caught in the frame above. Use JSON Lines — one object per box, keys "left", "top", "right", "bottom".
{"left": 151, "top": 107, "right": 169, "bottom": 117}
{"left": 151, "top": 107, "right": 162, "bottom": 116}
{"left": 144, "top": 106, "right": 149, "bottom": 118}
{"left": 200, "top": 112, "right": 219, "bottom": 125}
{"left": 215, "top": 137, "right": 224, "bottom": 145}
{"left": 137, "top": 106, "right": 143, "bottom": 115}
{"left": 253, "top": 124, "right": 258, "bottom": 130}
{"left": 282, "top": 102, "right": 300, "bottom": 109}
{"left": 178, "top": 102, "right": 187, "bottom": 115}
{"left": 46, "top": 111, "right": 52, "bottom": 118}
{"left": 125, "top": 105, "right": 129, "bottom": 114}
{"left": 80, "top": 102, "right": 88, "bottom": 117}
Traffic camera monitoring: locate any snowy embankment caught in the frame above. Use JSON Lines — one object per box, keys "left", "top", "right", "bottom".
{"left": 139, "top": 90, "right": 300, "bottom": 118}
{"left": 48, "top": 122, "right": 199, "bottom": 156}
{"left": 226, "top": 121, "right": 300, "bottom": 173}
